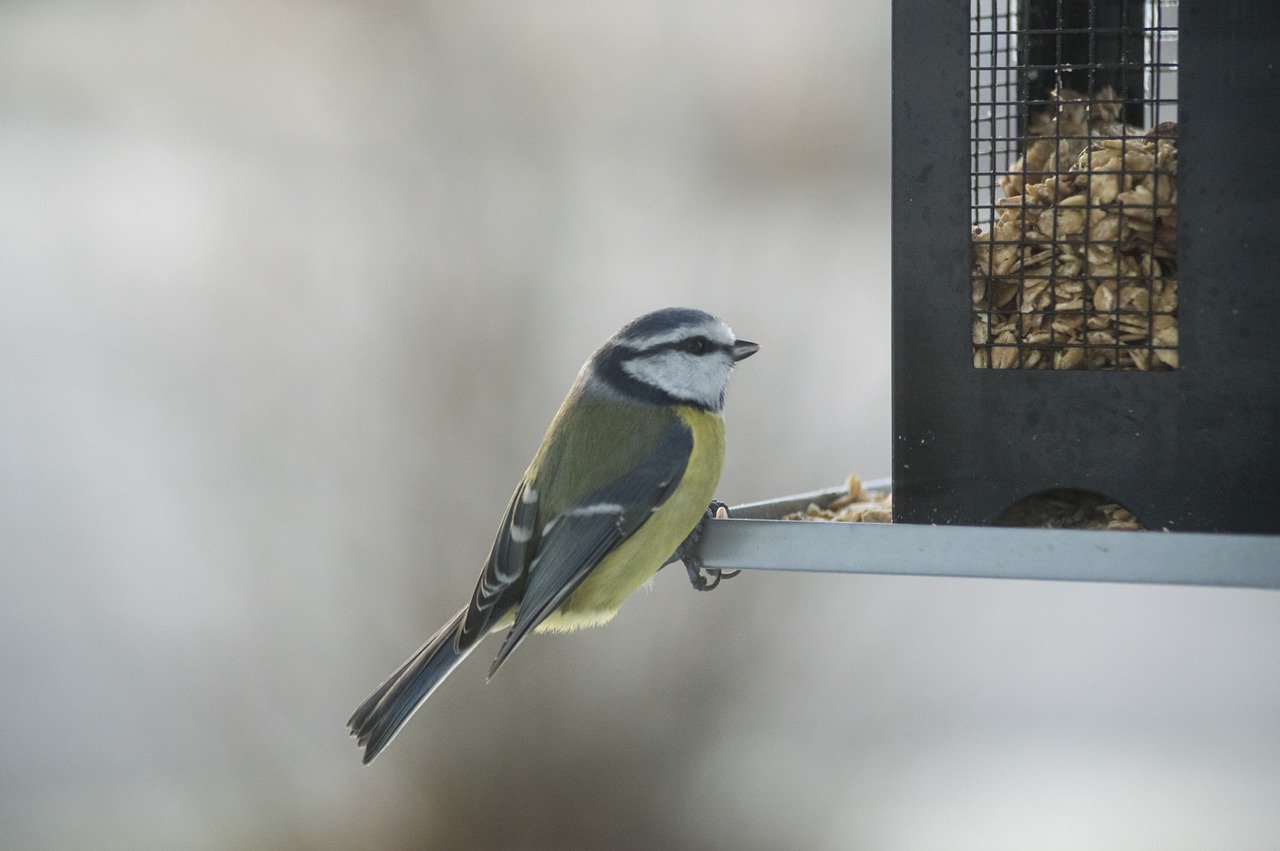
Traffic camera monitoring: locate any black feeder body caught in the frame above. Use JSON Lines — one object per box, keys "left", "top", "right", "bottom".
{"left": 893, "top": 0, "right": 1280, "bottom": 534}
{"left": 689, "top": 0, "right": 1280, "bottom": 589}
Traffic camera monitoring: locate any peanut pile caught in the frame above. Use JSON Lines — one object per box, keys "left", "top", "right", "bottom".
{"left": 972, "top": 89, "right": 1178, "bottom": 371}
{"left": 783, "top": 474, "right": 892, "bottom": 524}
{"left": 995, "top": 490, "right": 1144, "bottom": 531}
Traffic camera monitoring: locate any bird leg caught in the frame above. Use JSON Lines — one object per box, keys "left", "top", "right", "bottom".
{"left": 666, "top": 501, "right": 741, "bottom": 591}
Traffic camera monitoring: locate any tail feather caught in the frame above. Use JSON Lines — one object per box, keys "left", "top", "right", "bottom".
{"left": 348, "top": 608, "right": 473, "bottom": 763}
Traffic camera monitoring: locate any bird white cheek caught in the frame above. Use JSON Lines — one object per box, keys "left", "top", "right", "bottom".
{"left": 622, "top": 351, "right": 732, "bottom": 409}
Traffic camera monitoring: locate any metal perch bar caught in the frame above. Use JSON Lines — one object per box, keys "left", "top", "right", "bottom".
{"left": 694, "top": 484, "right": 1280, "bottom": 590}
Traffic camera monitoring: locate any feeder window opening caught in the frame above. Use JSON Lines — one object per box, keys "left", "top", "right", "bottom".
{"left": 970, "top": 0, "right": 1179, "bottom": 371}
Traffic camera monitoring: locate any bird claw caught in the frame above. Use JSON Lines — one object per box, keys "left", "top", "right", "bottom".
{"left": 685, "top": 560, "right": 740, "bottom": 591}
{"left": 669, "top": 501, "right": 740, "bottom": 592}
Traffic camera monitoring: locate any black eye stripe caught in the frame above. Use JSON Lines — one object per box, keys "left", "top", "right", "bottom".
{"left": 616, "top": 336, "right": 730, "bottom": 358}
{"left": 666, "top": 336, "right": 726, "bottom": 355}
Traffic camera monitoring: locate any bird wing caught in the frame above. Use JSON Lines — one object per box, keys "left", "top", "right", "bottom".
{"left": 456, "top": 479, "right": 538, "bottom": 648}
{"left": 478, "top": 412, "right": 694, "bottom": 675}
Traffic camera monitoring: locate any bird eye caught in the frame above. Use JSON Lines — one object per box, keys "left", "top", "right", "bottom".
{"left": 684, "top": 336, "right": 710, "bottom": 355}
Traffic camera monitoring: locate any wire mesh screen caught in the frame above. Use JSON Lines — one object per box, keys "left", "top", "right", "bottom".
{"left": 971, "top": 0, "right": 1178, "bottom": 370}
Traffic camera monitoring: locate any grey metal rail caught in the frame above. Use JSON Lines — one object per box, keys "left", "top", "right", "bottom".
{"left": 695, "top": 483, "right": 1280, "bottom": 590}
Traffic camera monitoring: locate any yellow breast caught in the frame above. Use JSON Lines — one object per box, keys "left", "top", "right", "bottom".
{"left": 535, "top": 405, "right": 726, "bottom": 632}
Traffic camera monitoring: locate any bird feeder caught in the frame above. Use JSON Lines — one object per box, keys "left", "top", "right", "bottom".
{"left": 692, "top": 0, "right": 1280, "bottom": 586}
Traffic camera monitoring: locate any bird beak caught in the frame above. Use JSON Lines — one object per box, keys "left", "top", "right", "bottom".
{"left": 732, "top": 339, "right": 761, "bottom": 362}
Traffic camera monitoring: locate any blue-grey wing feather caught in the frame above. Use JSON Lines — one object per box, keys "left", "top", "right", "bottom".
{"left": 459, "top": 480, "right": 538, "bottom": 646}
{"left": 487, "top": 415, "right": 693, "bottom": 674}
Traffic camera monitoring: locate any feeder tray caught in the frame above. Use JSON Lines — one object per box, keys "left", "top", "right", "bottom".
{"left": 697, "top": 484, "right": 1280, "bottom": 589}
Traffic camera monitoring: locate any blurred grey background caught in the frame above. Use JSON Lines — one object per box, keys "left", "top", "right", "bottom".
{"left": 2, "top": 2, "right": 1277, "bottom": 849}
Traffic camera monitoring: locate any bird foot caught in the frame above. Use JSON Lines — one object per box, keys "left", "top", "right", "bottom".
{"left": 669, "top": 501, "right": 741, "bottom": 591}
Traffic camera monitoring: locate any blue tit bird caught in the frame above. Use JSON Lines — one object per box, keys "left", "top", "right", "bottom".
{"left": 348, "top": 307, "right": 758, "bottom": 763}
